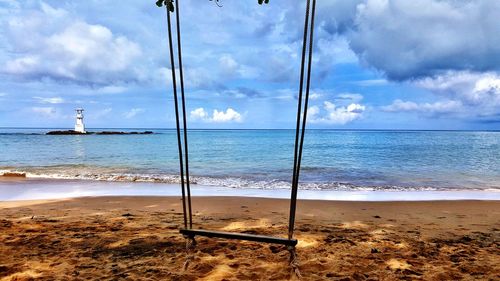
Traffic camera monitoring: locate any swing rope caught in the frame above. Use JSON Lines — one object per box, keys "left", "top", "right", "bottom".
{"left": 174, "top": 0, "right": 193, "bottom": 230}
{"left": 164, "top": 0, "right": 195, "bottom": 269}
{"left": 287, "top": 0, "right": 316, "bottom": 276}
{"left": 164, "top": 3, "right": 189, "bottom": 230}
{"left": 160, "top": 0, "right": 316, "bottom": 277}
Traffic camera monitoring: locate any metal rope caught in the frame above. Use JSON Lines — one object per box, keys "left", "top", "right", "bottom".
{"left": 288, "top": 0, "right": 310, "bottom": 241}
{"left": 174, "top": 0, "right": 193, "bottom": 229}
{"left": 165, "top": 5, "right": 188, "bottom": 229}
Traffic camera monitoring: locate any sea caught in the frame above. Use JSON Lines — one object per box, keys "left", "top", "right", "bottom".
{"left": 1, "top": 128, "right": 499, "bottom": 195}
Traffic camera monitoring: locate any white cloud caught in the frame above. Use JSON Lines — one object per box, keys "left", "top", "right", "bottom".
{"left": 379, "top": 71, "right": 500, "bottom": 122}
{"left": 0, "top": 92, "right": 7, "bottom": 97}
{"left": 33, "top": 96, "right": 64, "bottom": 104}
{"left": 123, "top": 108, "right": 145, "bottom": 119}
{"left": 190, "top": 107, "right": 243, "bottom": 123}
{"left": 382, "top": 99, "right": 462, "bottom": 114}
{"left": 309, "top": 101, "right": 365, "bottom": 125}
{"left": 213, "top": 108, "right": 243, "bottom": 123}
{"left": 416, "top": 72, "right": 500, "bottom": 106}
{"left": 2, "top": 3, "right": 142, "bottom": 86}
{"left": 410, "top": 71, "right": 500, "bottom": 119}
{"left": 309, "top": 92, "right": 323, "bottom": 100}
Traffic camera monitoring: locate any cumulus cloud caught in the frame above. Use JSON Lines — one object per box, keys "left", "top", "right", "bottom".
{"left": 309, "top": 101, "right": 365, "bottom": 125}
{"left": 416, "top": 72, "right": 500, "bottom": 107}
{"left": 123, "top": 108, "right": 145, "bottom": 119}
{"left": 348, "top": 0, "right": 500, "bottom": 81}
{"left": 383, "top": 71, "right": 500, "bottom": 120}
{"left": 2, "top": 3, "right": 142, "bottom": 86}
{"left": 190, "top": 107, "right": 243, "bottom": 123}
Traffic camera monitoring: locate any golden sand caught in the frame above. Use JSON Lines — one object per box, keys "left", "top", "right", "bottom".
{"left": 0, "top": 196, "right": 498, "bottom": 280}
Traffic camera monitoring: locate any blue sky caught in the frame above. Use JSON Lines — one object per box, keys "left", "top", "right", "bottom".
{"left": 0, "top": 0, "right": 499, "bottom": 130}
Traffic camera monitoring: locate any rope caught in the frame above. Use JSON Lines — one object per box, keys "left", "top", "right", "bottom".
{"left": 183, "top": 236, "right": 197, "bottom": 270}
{"left": 288, "top": 0, "right": 311, "bottom": 241}
{"left": 288, "top": 246, "right": 302, "bottom": 279}
{"left": 160, "top": 1, "right": 317, "bottom": 276}
{"left": 295, "top": 0, "right": 317, "bottom": 204}
{"left": 165, "top": 3, "right": 188, "bottom": 229}
{"left": 174, "top": 0, "right": 193, "bottom": 229}
{"left": 288, "top": 1, "right": 316, "bottom": 276}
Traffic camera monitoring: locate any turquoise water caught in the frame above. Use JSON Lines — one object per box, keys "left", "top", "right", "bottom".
{"left": 0, "top": 128, "right": 499, "bottom": 191}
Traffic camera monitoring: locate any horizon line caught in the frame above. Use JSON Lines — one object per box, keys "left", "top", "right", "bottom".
{"left": 0, "top": 127, "right": 499, "bottom": 132}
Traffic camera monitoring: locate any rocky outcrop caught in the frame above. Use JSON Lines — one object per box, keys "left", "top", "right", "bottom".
{"left": 46, "top": 130, "right": 154, "bottom": 135}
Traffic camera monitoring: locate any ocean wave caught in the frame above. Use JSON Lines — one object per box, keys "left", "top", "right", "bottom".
{"left": 1, "top": 168, "right": 498, "bottom": 192}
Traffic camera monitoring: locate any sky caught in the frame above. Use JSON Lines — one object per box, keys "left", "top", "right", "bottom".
{"left": 0, "top": 0, "right": 499, "bottom": 130}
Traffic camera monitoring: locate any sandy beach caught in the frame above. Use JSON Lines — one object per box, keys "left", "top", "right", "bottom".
{"left": 0, "top": 196, "right": 498, "bottom": 280}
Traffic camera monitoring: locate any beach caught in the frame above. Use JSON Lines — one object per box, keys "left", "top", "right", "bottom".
{"left": 1, "top": 129, "right": 499, "bottom": 280}
{"left": 1, "top": 195, "right": 499, "bottom": 280}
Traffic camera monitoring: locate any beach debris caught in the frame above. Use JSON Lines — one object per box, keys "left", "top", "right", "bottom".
{"left": 121, "top": 213, "right": 134, "bottom": 217}
{"left": 373, "top": 215, "right": 381, "bottom": 219}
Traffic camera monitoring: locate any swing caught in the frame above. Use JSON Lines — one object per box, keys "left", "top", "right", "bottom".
{"left": 156, "top": 0, "right": 317, "bottom": 272}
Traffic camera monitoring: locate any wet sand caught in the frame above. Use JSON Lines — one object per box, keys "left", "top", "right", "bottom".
{"left": 0, "top": 196, "right": 499, "bottom": 280}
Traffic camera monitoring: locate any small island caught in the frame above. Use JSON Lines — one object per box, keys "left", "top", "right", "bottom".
{"left": 46, "top": 108, "right": 153, "bottom": 135}
{"left": 46, "top": 130, "right": 154, "bottom": 135}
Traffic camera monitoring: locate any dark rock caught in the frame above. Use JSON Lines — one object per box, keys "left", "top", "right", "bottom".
{"left": 46, "top": 130, "right": 87, "bottom": 135}
{"left": 47, "top": 130, "right": 154, "bottom": 135}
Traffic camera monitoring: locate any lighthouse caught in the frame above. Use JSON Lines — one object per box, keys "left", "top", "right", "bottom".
{"left": 74, "top": 108, "right": 86, "bottom": 133}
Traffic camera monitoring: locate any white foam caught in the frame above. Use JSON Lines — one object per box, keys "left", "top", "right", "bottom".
{"left": 0, "top": 180, "right": 499, "bottom": 201}
{"left": 1, "top": 168, "right": 498, "bottom": 192}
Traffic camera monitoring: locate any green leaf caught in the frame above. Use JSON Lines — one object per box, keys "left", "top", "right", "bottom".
{"left": 167, "top": 1, "right": 174, "bottom": 12}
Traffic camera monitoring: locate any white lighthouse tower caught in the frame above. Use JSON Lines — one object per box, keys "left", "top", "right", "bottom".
{"left": 74, "top": 108, "right": 86, "bottom": 133}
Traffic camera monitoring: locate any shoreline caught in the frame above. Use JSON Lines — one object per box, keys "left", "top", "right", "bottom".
{"left": 0, "top": 196, "right": 498, "bottom": 280}
{"left": 1, "top": 178, "right": 499, "bottom": 202}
